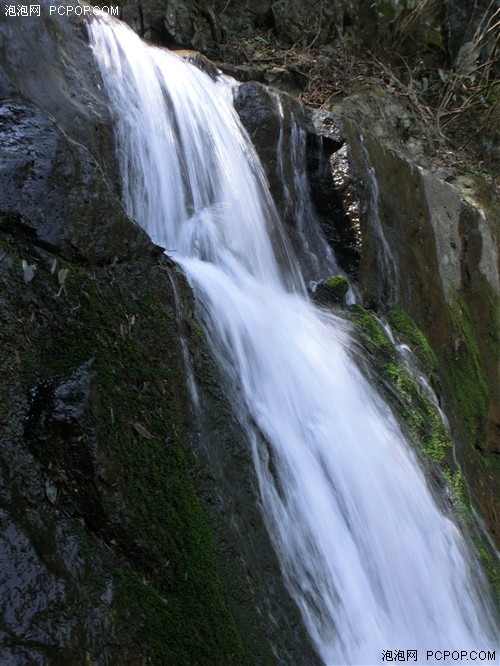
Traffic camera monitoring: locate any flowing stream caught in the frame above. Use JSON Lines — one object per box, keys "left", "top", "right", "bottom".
{"left": 89, "top": 15, "right": 498, "bottom": 665}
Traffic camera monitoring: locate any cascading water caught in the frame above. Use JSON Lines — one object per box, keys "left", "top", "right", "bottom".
{"left": 88, "top": 15, "right": 498, "bottom": 665}
{"left": 272, "top": 93, "right": 339, "bottom": 282}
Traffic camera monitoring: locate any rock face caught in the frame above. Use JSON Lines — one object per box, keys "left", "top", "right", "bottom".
{"left": 339, "top": 91, "right": 500, "bottom": 544}
{"left": 117, "top": 0, "right": 496, "bottom": 72}
{"left": 0, "top": 6, "right": 316, "bottom": 664}
{"left": 0, "top": 102, "right": 150, "bottom": 263}
{"left": 117, "top": 0, "right": 222, "bottom": 54}
{"left": 234, "top": 81, "right": 360, "bottom": 278}
{"left": 232, "top": 74, "right": 499, "bottom": 552}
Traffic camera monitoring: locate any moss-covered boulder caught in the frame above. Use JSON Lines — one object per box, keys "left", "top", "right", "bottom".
{"left": 349, "top": 302, "right": 499, "bottom": 599}
{"left": 0, "top": 235, "right": 246, "bottom": 663}
{"left": 314, "top": 274, "right": 349, "bottom": 305}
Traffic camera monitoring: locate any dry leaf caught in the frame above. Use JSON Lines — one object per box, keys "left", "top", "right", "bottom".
{"left": 133, "top": 422, "right": 154, "bottom": 440}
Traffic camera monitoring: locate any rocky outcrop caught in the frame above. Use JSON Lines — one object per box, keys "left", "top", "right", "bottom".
{"left": 117, "top": 0, "right": 222, "bottom": 54}
{"left": 0, "top": 101, "right": 150, "bottom": 263}
{"left": 234, "top": 81, "right": 360, "bottom": 278}
{"left": 218, "top": 76, "right": 499, "bottom": 553}
{"left": 117, "top": 0, "right": 496, "bottom": 71}
{"left": 337, "top": 90, "right": 500, "bottom": 544}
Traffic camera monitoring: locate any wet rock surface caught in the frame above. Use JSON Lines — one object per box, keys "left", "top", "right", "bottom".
{"left": 234, "top": 81, "right": 360, "bottom": 277}
{"left": 117, "top": 0, "right": 222, "bottom": 54}
{"left": 340, "top": 90, "right": 500, "bottom": 545}
{"left": 0, "top": 102, "right": 149, "bottom": 263}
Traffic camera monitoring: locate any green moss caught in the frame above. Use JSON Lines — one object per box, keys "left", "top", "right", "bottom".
{"left": 451, "top": 469, "right": 467, "bottom": 505}
{"left": 0, "top": 239, "right": 246, "bottom": 664}
{"left": 388, "top": 306, "right": 437, "bottom": 372}
{"left": 446, "top": 297, "right": 489, "bottom": 449}
{"left": 114, "top": 565, "right": 244, "bottom": 665}
{"left": 325, "top": 275, "right": 349, "bottom": 296}
{"left": 473, "top": 536, "right": 500, "bottom": 601}
{"left": 350, "top": 305, "right": 451, "bottom": 467}
{"left": 66, "top": 281, "right": 244, "bottom": 662}
{"left": 442, "top": 468, "right": 470, "bottom": 521}
{"left": 315, "top": 274, "right": 349, "bottom": 306}
{"left": 383, "top": 362, "right": 451, "bottom": 465}
{"left": 352, "top": 305, "right": 392, "bottom": 350}
{"left": 190, "top": 317, "right": 204, "bottom": 341}
{"left": 423, "top": 28, "right": 443, "bottom": 48}
{"left": 482, "top": 279, "right": 500, "bottom": 361}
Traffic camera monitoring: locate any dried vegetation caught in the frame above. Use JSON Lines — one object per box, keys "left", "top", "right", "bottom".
{"left": 219, "top": 0, "right": 499, "bottom": 181}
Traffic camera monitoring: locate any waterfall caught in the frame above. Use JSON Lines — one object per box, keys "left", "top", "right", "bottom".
{"left": 88, "top": 15, "right": 498, "bottom": 665}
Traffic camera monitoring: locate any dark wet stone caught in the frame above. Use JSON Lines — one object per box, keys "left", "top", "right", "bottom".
{"left": 234, "top": 81, "right": 360, "bottom": 276}
{"left": 0, "top": 102, "right": 149, "bottom": 263}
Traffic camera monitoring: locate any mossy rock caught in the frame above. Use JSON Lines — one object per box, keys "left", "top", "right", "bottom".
{"left": 348, "top": 302, "right": 500, "bottom": 603}
{"left": 351, "top": 304, "right": 393, "bottom": 350}
{"left": 350, "top": 307, "right": 453, "bottom": 473}
{"left": 0, "top": 232, "right": 246, "bottom": 664}
{"left": 315, "top": 275, "right": 350, "bottom": 306}
{"left": 473, "top": 536, "right": 500, "bottom": 602}
{"left": 445, "top": 297, "right": 490, "bottom": 450}
{"left": 388, "top": 306, "right": 437, "bottom": 373}
{"left": 383, "top": 362, "right": 452, "bottom": 466}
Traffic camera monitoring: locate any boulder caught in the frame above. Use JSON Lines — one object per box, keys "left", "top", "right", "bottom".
{"left": 0, "top": 102, "right": 149, "bottom": 263}
{"left": 314, "top": 274, "right": 349, "bottom": 305}
{"left": 118, "top": 0, "right": 222, "bottom": 54}
{"left": 234, "top": 81, "right": 361, "bottom": 278}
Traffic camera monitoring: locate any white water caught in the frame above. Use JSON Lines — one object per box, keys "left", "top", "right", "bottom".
{"left": 89, "top": 16, "right": 498, "bottom": 665}
{"left": 272, "top": 92, "right": 339, "bottom": 283}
